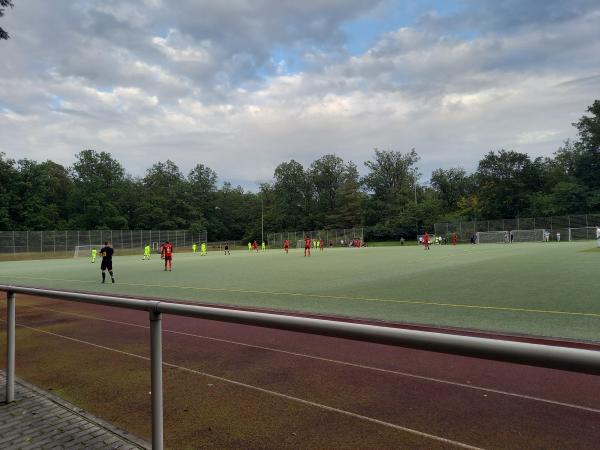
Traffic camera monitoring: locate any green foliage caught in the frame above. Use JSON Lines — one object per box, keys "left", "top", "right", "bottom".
{"left": 0, "top": 0, "right": 14, "bottom": 40}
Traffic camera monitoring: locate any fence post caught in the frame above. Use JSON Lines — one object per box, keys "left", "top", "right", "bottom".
{"left": 26, "top": 231, "right": 29, "bottom": 253}
{"left": 6, "top": 291, "right": 16, "bottom": 403}
{"left": 149, "top": 310, "right": 164, "bottom": 450}
{"left": 12, "top": 231, "right": 15, "bottom": 254}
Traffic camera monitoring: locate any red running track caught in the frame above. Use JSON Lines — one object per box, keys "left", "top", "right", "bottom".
{"left": 2, "top": 295, "right": 600, "bottom": 449}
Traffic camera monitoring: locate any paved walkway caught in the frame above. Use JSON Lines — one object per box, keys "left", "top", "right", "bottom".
{"left": 0, "top": 372, "right": 149, "bottom": 449}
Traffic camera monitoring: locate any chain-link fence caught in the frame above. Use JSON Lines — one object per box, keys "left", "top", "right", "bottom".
{"left": 0, "top": 230, "right": 208, "bottom": 257}
{"left": 207, "top": 240, "right": 245, "bottom": 252}
{"left": 434, "top": 214, "right": 600, "bottom": 242}
{"left": 267, "top": 228, "right": 364, "bottom": 249}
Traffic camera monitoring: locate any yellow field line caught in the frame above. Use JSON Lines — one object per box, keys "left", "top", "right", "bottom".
{"left": 3, "top": 274, "right": 600, "bottom": 318}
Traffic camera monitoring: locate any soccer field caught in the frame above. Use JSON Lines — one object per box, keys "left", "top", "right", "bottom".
{"left": 0, "top": 242, "right": 598, "bottom": 342}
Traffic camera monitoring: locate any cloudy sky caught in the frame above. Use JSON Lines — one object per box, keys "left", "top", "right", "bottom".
{"left": 1, "top": 0, "right": 599, "bottom": 188}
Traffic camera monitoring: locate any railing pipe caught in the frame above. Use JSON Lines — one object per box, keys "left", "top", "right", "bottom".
{"left": 2, "top": 284, "right": 599, "bottom": 376}
{"left": 5, "top": 291, "right": 15, "bottom": 403}
{"left": 149, "top": 310, "right": 164, "bottom": 450}
{"left": 158, "top": 302, "right": 600, "bottom": 375}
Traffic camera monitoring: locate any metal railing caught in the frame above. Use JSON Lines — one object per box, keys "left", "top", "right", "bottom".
{"left": 2, "top": 285, "right": 600, "bottom": 449}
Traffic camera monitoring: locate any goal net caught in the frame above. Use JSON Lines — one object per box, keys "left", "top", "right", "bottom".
{"left": 568, "top": 227, "right": 598, "bottom": 241}
{"left": 73, "top": 245, "right": 103, "bottom": 258}
{"left": 476, "top": 231, "right": 509, "bottom": 244}
{"left": 509, "top": 229, "right": 546, "bottom": 243}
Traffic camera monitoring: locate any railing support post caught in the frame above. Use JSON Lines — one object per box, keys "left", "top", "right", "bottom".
{"left": 150, "top": 310, "right": 164, "bottom": 450}
{"left": 6, "top": 291, "right": 16, "bottom": 403}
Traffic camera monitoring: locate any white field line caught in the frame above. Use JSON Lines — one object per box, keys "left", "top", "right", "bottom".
{"left": 9, "top": 321, "right": 483, "bottom": 450}
{"left": 14, "top": 304, "right": 600, "bottom": 415}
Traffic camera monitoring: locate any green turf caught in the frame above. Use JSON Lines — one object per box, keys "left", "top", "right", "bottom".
{"left": 1, "top": 243, "right": 599, "bottom": 342}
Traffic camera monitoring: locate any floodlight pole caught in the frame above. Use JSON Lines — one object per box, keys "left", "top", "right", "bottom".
{"left": 261, "top": 194, "right": 264, "bottom": 244}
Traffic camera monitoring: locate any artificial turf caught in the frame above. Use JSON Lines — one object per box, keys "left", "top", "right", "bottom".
{"left": 0, "top": 242, "right": 598, "bottom": 342}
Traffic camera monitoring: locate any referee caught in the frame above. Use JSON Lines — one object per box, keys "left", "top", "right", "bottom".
{"left": 99, "top": 241, "right": 115, "bottom": 283}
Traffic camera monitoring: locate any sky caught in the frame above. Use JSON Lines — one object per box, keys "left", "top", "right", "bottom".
{"left": 1, "top": 0, "right": 599, "bottom": 189}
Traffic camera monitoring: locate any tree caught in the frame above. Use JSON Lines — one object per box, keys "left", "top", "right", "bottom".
{"left": 362, "top": 149, "right": 420, "bottom": 202}
{"left": 571, "top": 100, "right": 600, "bottom": 189}
{"left": 308, "top": 154, "right": 348, "bottom": 227}
{"left": 70, "top": 150, "right": 128, "bottom": 229}
{"left": 430, "top": 168, "right": 475, "bottom": 212}
{"left": 574, "top": 100, "right": 600, "bottom": 152}
{"left": 362, "top": 148, "right": 420, "bottom": 226}
{"left": 13, "top": 160, "right": 72, "bottom": 229}
{"left": 0, "top": 153, "right": 17, "bottom": 229}
{"left": 272, "top": 160, "right": 308, "bottom": 230}
{"left": 187, "top": 164, "right": 218, "bottom": 232}
{"left": 0, "top": 0, "right": 14, "bottom": 40}
{"left": 138, "top": 160, "right": 190, "bottom": 229}
{"left": 476, "top": 150, "right": 542, "bottom": 218}
{"left": 327, "top": 162, "right": 364, "bottom": 228}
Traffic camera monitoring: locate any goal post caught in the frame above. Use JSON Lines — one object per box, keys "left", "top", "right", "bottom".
{"left": 73, "top": 244, "right": 104, "bottom": 258}
{"left": 509, "top": 229, "right": 546, "bottom": 243}
{"left": 476, "top": 231, "right": 509, "bottom": 244}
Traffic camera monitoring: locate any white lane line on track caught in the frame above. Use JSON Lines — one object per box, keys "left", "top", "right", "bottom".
{"left": 10, "top": 321, "right": 483, "bottom": 450}
{"left": 16, "top": 304, "right": 600, "bottom": 415}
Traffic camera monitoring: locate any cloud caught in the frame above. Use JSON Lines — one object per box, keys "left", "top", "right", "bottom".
{"left": 1, "top": 0, "right": 599, "bottom": 187}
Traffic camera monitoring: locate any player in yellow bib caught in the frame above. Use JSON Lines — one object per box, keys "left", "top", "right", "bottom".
{"left": 201, "top": 242, "right": 207, "bottom": 255}
{"left": 91, "top": 248, "right": 97, "bottom": 263}
{"left": 192, "top": 243, "right": 197, "bottom": 254}
{"left": 143, "top": 244, "right": 151, "bottom": 260}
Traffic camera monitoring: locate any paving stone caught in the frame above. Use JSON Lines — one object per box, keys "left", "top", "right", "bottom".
{"left": 0, "top": 372, "right": 149, "bottom": 449}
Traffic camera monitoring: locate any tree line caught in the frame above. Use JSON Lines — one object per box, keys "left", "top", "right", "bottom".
{"left": 1, "top": 100, "right": 598, "bottom": 241}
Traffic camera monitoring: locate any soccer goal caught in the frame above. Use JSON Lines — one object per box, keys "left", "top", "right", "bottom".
{"left": 509, "top": 229, "right": 546, "bottom": 243}
{"left": 568, "top": 227, "right": 597, "bottom": 241}
{"left": 417, "top": 234, "right": 436, "bottom": 243}
{"left": 476, "top": 231, "right": 509, "bottom": 244}
{"left": 73, "top": 245, "right": 103, "bottom": 258}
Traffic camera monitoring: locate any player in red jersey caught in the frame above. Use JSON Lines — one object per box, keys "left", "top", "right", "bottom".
{"left": 283, "top": 239, "right": 289, "bottom": 254}
{"left": 160, "top": 241, "right": 174, "bottom": 271}
{"left": 423, "top": 232, "right": 430, "bottom": 250}
{"left": 451, "top": 232, "right": 457, "bottom": 246}
{"left": 304, "top": 236, "right": 311, "bottom": 257}
{"left": 252, "top": 240, "right": 258, "bottom": 252}
{"left": 319, "top": 239, "right": 324, "bottom": 251}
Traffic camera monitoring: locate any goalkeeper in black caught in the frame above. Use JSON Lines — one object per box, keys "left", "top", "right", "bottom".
{"left": 99, "top": 241, "right": 115, "bottom": 283}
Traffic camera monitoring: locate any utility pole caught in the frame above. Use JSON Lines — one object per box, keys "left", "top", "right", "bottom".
{"left": 414, "top": 181, "right": 418, "bottom": 236}
{"left": 261, "top": 194, "right": 264, "bottom": 244}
